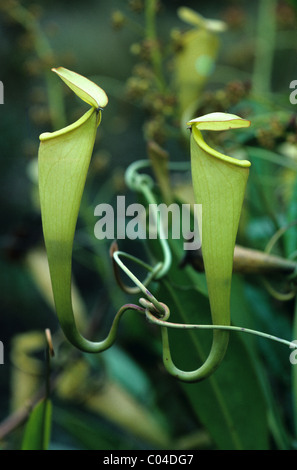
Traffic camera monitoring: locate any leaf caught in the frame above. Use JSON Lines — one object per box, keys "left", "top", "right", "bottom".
{"left": 53, "top": 407, "right": 134, "bottom": 450}
{"left": 142, "top": 193, "right": 270, "bottom": 449}
{"left": 25, "top": 248, "right": 88, "bottom": 328}
{"left": 56, "top": 362, "right": 170, "bottom": 448}
{"left": 293, "top": 302, "right": 297, "bottom": 438}
{"left": 52, "top": 67, "right": 108, "bottom": 109}
{"left": 284, "top": 175, "right": 297, "bottom": 257}
{"left": 231, "top": 277, "right": 291, "bottom": 450}
{"left": 100, "top": 346, "right": 153, "bottom": 402}
{"left": 21, "top": 399, "right": 52, "bottom": 450}
{"left": 10, "top": 332, "right": 46, "bottom": 412}
{"left": 148, "top": 141, "right": 172, "bottom": 206}
{"left": 154, "top": 238, "right": 270, "bottom": 449}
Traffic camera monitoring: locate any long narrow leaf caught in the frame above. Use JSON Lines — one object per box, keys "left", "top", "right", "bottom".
{"left": 21, "top": 399, "right": 52, "bottom": 450}
{"left": 155, "top": 237, "right": 270, "bottom": 450}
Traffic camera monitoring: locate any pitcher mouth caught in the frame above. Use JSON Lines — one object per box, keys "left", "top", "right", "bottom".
{"left": 188, "top": 112, "right": 251, "bottom": 168}
{"left": 39, "top": 107, "right": 98, "bottom": 142}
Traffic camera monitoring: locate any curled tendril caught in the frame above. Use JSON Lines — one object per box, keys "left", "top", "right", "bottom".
{"left": 263, "top": 221, "right": 297, "bottom": 301}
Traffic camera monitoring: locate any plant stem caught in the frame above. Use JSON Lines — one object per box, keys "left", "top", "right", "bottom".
{"left": 145, "top": 0, "right": 166, "bottom": 91}
{"left": 3, "top": 2, "right": 66, "bottom": 129}
{"left": 145, "top": 308, "right": 297, "bottom": 350}
{"left": 252, "top": 0, "right": 277, "bottom": 95}
{"left": 293, "top": 299, "right": 297, "bottom": 437}
{"left": 113, "top": 251, "right": 166, "bottom": 315}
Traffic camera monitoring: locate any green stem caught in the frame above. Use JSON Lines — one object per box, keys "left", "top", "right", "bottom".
{"left": 262, "top": 221, "right": 297, "bottom": 300}
{"left": 113, "top": 251, "right": 166, "bottom": 315}
{"left": 58, "top": 303, "right": 145, "bottom": 353}
{"left": 252, "top": 0, "right": 277, "bottom": 95}
{"left": 145, "top": 0, "right": 166, "bottom": 91}
{"left": 143, "top": 304, "right": 297, "bottom": 383}
{"left": 44, "top": 330, "right": 52, "bottom": 400}
{"left": 293, "top": 299, "right": 297, "bottom": 437}
{"left": 145, "top": 307, "right": 297, "bottom": 349}
{"left": 4, "top": 3, "right": 66, "bottom": 129}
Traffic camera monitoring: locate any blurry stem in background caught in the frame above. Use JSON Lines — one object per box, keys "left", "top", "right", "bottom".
{"left": 262, "top": 221, "right": 297, "bottom": 301}
{"left": 248, "top": 160, "right": 283, "bottom": 249}
{"left": 252, "top": 0, "right": 277, "bottom": 95}
{"left": 45, "top": 329, "right": 54, "bottom": 400}
{"left": 145, "top": 0, "right": 166, "bottom": 92}
{"left": 2, "top": 2, "right": 67, "bottom": 130}
{"left": 293, "top": 301, "right": 297, "bottom": 438}
{"left": 77, "top": 177, "right": 128, "bottom": 309}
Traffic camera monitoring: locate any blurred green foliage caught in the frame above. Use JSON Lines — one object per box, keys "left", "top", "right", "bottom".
{"left": 0, "top": 0, "right": 297, "bottom": 451}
